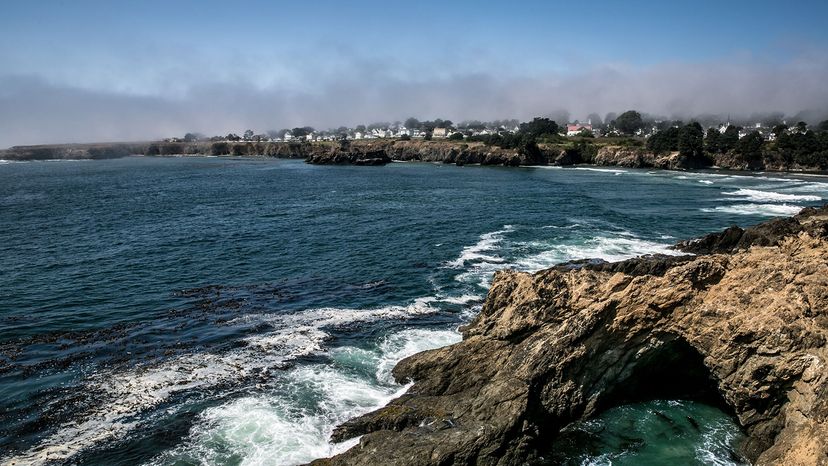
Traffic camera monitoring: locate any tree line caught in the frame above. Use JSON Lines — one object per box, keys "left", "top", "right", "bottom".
{"left": 646, "top": 120, "right": 828, "bottom": 168}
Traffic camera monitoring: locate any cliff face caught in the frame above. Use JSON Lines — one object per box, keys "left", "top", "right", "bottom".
{"left": 305, "top": 140, "right": 545, "bottom": 167}
{"left": 592, "top": 146, "right": 714, "bottom": 170}
{"left": 311, "top": 206, "right": 828, "bottom": 466}
{"left": 4, "top": 140, "right": 825, "bottom": 172}
{"left": 1, "top": 140, "right": 548, "bottom": 167}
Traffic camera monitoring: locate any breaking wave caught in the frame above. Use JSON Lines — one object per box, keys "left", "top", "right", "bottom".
{"left": 148, "top": 328, "right": 461, "bottom": 466}
{"left": 448, "top": 225, "right": 680, "bottom": 289}
{"left": 702, "top": 204, "right": 804, "bottom": 216}
{"left": 2, "top": 301, "right": 442, "bottom": 466}
{"left": 446, "top": 225, "right": 513, "bottom": 268}
{"left": 722, "top": 188, "right": 821, "bottom": 203}
{"left": 514, "top": 236, "right": 683, "bottom": 272}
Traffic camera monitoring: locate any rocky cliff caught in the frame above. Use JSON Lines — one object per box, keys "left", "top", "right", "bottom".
{"left": 591, "top": 146, "right": 710, "bottom": 170}
{"left": 310, "top": 206, "right": 828, "bottom": 466}
{"left": 304, "top": 140, "right": 545, "bottom": 167}
{"left": 4, "top": 140, "right": 825, "bottom": 172}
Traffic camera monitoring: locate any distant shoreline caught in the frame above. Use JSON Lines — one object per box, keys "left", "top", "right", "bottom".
{"left": 2, "top": 139, "right": 827, "bottom": 174}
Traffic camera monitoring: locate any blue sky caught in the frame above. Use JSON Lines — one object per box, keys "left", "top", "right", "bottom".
{"left": 1, "top": 0, "right": 827, "bottom": 146}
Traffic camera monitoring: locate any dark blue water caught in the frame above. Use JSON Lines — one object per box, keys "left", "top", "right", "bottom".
{"left": 1, "top": 157, "right": 825, "bottom": 465}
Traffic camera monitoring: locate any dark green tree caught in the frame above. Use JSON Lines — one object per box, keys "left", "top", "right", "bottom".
{"left": 614, "top": 110, "right": 644, "bottom": 135}
{"left": 647, "top": 127, "right": 679, "bottom": 153}
{"left": 448, "top": 132, "right": 464, "bottom": 141}
{"left": 518, "top": 117, "right": 559, "bottom": 138}
{"left": 678, "top": 122, "right": 704, "bottom": 158}
{"left": 738, "top": 131, "right": 765, "bottom": 160}
{"left": 720, "top": 126, "right": 740, "bottom": 152}
{"left": 818, "top": 120, "right": 828, "bottom": 132}
{"left": 704, "top": 127, "right": 721, "bottom": 153}
{"left": 291, "top": 127, "right": 314, "bottom": 137}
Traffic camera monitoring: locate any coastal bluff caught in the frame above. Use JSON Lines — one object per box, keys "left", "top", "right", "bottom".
{"left": 310, "top": 206, "right": 828, "bottom": 466}
{"left": 2, "top": 139, "right": 826, "bottom": 171}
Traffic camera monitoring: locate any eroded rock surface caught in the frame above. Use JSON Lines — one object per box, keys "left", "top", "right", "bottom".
{"left": 311, "top": 205, "right": 828, "bottom": 466}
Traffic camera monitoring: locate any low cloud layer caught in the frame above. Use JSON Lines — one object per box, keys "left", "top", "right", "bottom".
{"left": 2, "top": 57, "right": 827, "bottom": 148}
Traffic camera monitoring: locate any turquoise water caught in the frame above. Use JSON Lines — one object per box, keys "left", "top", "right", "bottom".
{"left": 1, "top": 157, "right": 826, "bottom": 465}
{"left": 546, "top": 400, "right": 747, "bottom": 465}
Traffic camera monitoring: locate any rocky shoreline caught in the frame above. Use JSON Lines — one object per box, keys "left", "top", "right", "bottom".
{"left": 2, "top": 140, "right": 826, "bottom": 172}
{"left": 307, "top": 205, "right": 828, "bottom": 466}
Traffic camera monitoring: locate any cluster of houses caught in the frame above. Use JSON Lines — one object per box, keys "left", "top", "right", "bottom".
{"left": 621, "top": 121, "right": 792, "bottom": 142}
{"left": 245, "top": 125, "right": 510, "bottom": 143}
{"left": 166, "top": 118, "right": 808, "bottom": 144}
{"left": 716, "top": 122, "right": 779, "bottom": 141}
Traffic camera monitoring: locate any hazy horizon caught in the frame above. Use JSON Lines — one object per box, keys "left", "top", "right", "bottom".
{"left": 2, "top": 0, "right": 828, "bottom": 148}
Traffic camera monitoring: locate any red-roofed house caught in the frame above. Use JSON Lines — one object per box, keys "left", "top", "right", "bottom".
{"left": 566, "top": 123, "right": 593, "bottom": 137}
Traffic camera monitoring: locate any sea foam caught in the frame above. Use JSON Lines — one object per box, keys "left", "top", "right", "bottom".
{"left": 148, "top": 328, "right": 460, "bottom": 466}
{"left": 722, "top": 188, "right": 821, "bottom": 203}
{"left": 2, "top": 301, "right": 441, "bottom": 466}
{"left": 702, "top": 204, "right": 804, "bottom": 216}
{"left": 446, "top": 225, "right": 514, "bottom": 268}
{"left": 514, "top": 235, "right": 683, "bottom": 272}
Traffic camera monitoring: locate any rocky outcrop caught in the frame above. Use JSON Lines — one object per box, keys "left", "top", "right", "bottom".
{"left": 305, "top": 140, "right": 545, "bottom": 167}
{"left": 311, "top": 205, "right": 828, "bottom": 466}
{"left": 391, "top": 141, "right": 545, "bottom": 166}
{"left": 5, "top": 140, "right": 825, "bottom": 172}
{"left": 592, "top": 146, "right": 712, "bottom": 170}
{"left": 305, "top": 143, "right": 392, "bottom": 165}
{"left": 1, "top": 140, "right": 545, "bottom": 167}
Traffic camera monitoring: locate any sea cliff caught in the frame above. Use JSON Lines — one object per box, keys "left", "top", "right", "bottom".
{"left": 2, "top": 140, "right": 826, "bottom": 172}
{"left": 308, "top": 205, "right": 828, "bottom": 465}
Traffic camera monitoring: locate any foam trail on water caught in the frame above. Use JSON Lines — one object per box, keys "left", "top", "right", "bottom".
{"left": 701, "top": 204, "right": 803, "bottom": 216}
{"left": 375, "top": 328, "right": 461, "bottom": 384}
{"left": 446, "top": 225, "right": 514, "bottom": 268}
{"left": 780, "top": 181, "right": 828, "bottom": 193}
{"left": 148, "top": 328, "right": 461, "bottom": 466}
{"left": 572, "top": 167, "right": 628, "bottom": 174}
{"left": 1, "top": 301, "right": 440, "bottom": 466}
{"left": 722, "top": 188, "right": 821, "bottom": 202}
{"left": 435, "top": 294, "right": 482, "bottom": 305}
{"left": 514, "top": 235, "right": 684, "bottom": 272}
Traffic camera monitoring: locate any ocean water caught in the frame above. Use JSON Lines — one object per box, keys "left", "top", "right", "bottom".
{"left": 1, "top": 157, "right": 826, "bottom": 465}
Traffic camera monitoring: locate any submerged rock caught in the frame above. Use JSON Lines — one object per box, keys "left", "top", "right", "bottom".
{"left": 310, "top": 205, "right": 828, "bottom": 466}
